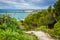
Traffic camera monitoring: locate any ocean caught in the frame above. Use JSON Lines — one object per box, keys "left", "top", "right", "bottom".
{"left": 0, "top": 13, "right": 30, "bottom": 20}
{"left": 0, "top": 9, "right": 33, "bottom": 20}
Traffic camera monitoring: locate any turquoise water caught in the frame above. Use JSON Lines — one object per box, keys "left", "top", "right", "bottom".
{"left": 0, "top": 13, "right": 30, "bottom": 20}
{"left": 12, "top": 13, "right": 30, "bottom": 20}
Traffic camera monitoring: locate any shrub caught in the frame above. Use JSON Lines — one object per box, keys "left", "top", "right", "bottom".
{"left": 36, "top": 26, "right": 48, "bottom": 32}
{"left": 54, "top": 20, "right": 60, "bottom": 39}
{"left": 0, "top": 14, "right": 38, "bottom": 40}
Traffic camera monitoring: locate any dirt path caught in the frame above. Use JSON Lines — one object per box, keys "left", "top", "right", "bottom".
{"left": 26, "top": 31, "right": 54, "bottom": 40}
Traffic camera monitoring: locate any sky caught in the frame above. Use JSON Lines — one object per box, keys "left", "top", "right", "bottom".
{"left": 0, "top": 0, "right": 56, "bottom": 9}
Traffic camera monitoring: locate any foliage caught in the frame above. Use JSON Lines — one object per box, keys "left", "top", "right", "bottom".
{"left": 54, "top": 20, "right": 60, "bottom": 39}
{"left": 36, "top": 26, "right": 48, "bottom": 32}
{"left": 0, "top": 14, "right": 20, "bottom": 30}
{"left": 54, "top": 0, "right": 60, "bottom": 15}
{"left": 47, "top": 20, "right": 60, "bottom": 40}
{"left": 53, "top": 1, "right": 60, "bottom": 37}
{"left": 56, "top": 16, "right": 60, "bottom": 21}
{"left": 38, "top": 12, "right": 55, "bottom": 26}
{"left": 24, "top": 13, "right": 39, "bottom": 30}
{"left": 23, "top": 0, "right": 60, "bottom": 40}
{"left": 48, "top": 6, "right": 52, "bottom": 13}
{"left": 0, "top": 14, "right": 38, "bottom": 40}
{"left": 0, "top": 28, "right": 38, "bottom": 40}
{"left": 24, "top": 10, "right": 55, "bottom": 30}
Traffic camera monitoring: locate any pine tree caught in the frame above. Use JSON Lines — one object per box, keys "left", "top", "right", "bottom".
{"left": 54, "top": 0, "right": 60, "bottom": 15}
{"left": 48, "top": 6, "right": 52, "bottom": 13}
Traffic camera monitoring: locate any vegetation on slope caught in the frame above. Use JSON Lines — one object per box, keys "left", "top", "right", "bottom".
{"left": 23, "top": 0, "right": 60, "bottom": 40}
{"left": 0, "top": 14, "right": 38, "bottom": 40}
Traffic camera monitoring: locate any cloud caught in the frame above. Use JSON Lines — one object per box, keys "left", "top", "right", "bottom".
{"left": 25, "top": 0, "right": 56, "bottom": 6}
{"left": 31, "top": 0, "right": 44, "bottom": 3}
{"left": 0, "top": 0, "right": 56, "bottom": 9}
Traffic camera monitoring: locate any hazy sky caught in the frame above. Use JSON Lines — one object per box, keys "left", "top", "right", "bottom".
{"left": 0, "top": 0, "right": 56, "bottom": 9}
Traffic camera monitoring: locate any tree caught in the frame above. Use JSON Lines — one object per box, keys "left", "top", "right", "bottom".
{"left": 54, "top": 0, "right": 60, "bottom": 15}
{"left": 24, "top": 10, "right": 56, "bottom": 29}
{"left": 48, "top": 6, "right": 52, "bottom": 13}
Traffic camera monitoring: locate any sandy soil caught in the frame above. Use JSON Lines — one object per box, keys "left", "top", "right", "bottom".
{"left": 26, "top": 31, "right": 55, "bottom": 40}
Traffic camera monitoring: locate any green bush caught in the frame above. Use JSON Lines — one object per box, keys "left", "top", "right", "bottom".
{"left": 24, "top": 10, "right": 55, "bottom": 30}
{"left": 0, "top": 28, "right": 38, "bottom": 40}
{"left": 54, "top": 20, "right": 60, "bottom": 39}
{"left": 36, "top": 26, "right": 48, "bottom": 32}
{"left": 48, "top": 20, "right": 60, "bottom": 40}
{"left": 47, "top": 29, "right": 55, "bottom": 38}
{"left": 0, "top": 14, "right": 38, "bottom": 40}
